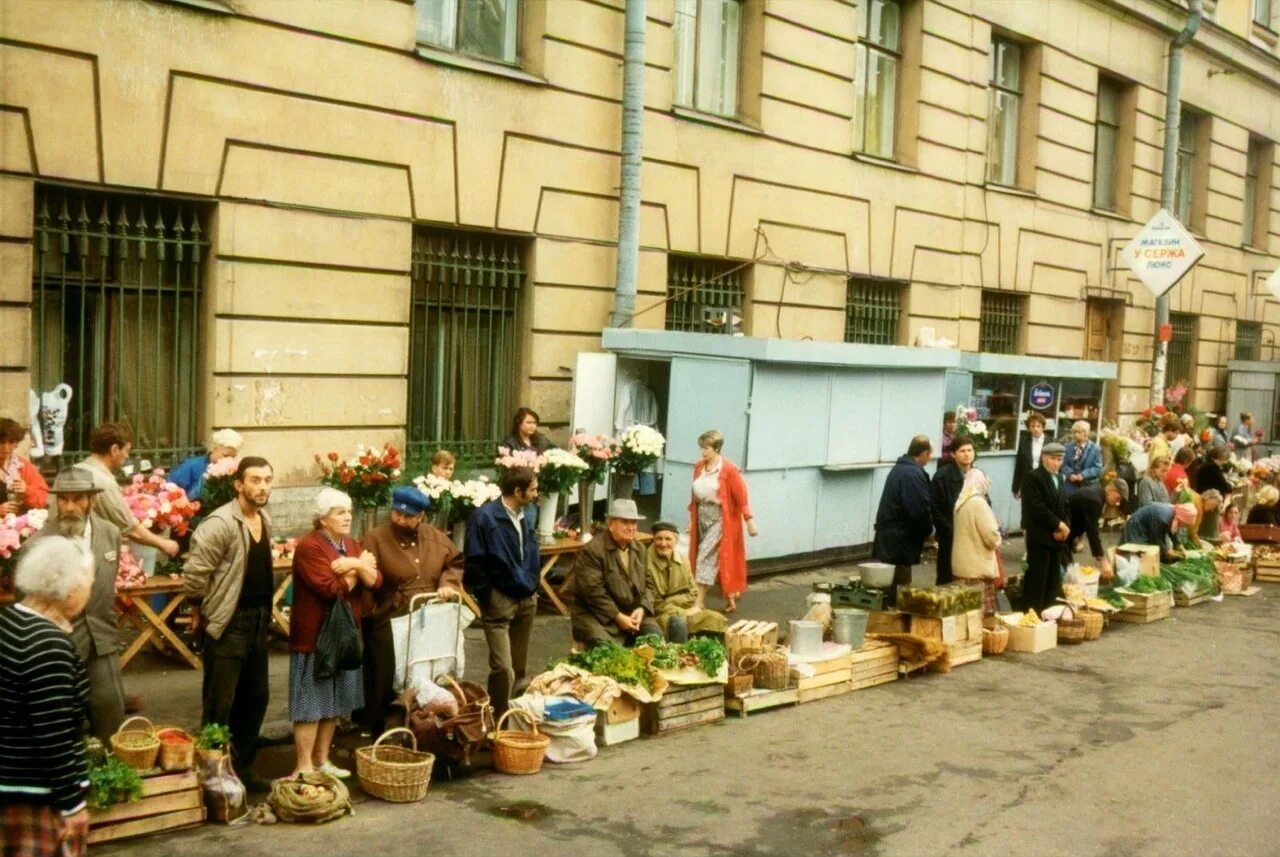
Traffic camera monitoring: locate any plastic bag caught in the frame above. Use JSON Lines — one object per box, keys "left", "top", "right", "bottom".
{"left": 509, "top": 695, "right": 598, "bottom": 764}
{"left": 1114, "top": 554, "right": 1140, "bottom": 587}
{"left": 200, "top": 753, "right": 247, "bottom": 824}
{"left": 314, "top": 598, "right": 361, "bottom": 680}
{"left": 410, "top": 676, "right": 458, "bottom": 717}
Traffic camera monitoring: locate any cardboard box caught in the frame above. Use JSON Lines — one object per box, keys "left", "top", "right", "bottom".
{"left": 1115, "top": 544, "right": 1160, "bottom": 577}
{"left": 604, "top": 694, "right": 641, "bottom": 724}
{"left": 911, "top": 610, "right": 982, "bottom": 643}
{"left": 1000, "top": 617, "right": 1057, "bottom": 654}
{"left": 595, "top": 712, "right": 640, "bottom": 746}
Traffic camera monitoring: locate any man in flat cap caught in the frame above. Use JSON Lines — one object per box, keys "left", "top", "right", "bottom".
{"left": 1020, "top": 441, "right": 1071, "bottom": 613}
{"left": 645, "top": 521, "right": 726, "bottom": 642}
{"left": 570, "top": 499, "right": 662, "bottom": 648}
{"left": 360, "top": 485, "right": 464, "bottom": 735}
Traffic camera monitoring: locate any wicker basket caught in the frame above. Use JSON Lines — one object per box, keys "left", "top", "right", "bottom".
{"left": 490, "top": 710, "right": 550, "bottom": 776}
{"left": 1080, "top": 609, "right": 1105, "bottom": 641}
{"left": 110, "top": 716, "right": 160, "bottom": 771}
{"left": 742, "top": 650, "right": 789, "bottom": 691}
{"left": 155, "top": 727, "right": 195, "bottom": 772}
{"left": 1056, "top": 605, "right": 1086, "bottom": 645}
{"left": 356, "top": 727, "right": 435, "bottom": 803}
{"left": 981, "top": 626, "right": 1009, "bottom": 656}
{"left": 726, "top": 660, "right": 754, "bottom": 696}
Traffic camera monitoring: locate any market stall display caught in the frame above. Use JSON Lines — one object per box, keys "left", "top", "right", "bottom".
{"left": 997, "top": 611, "right": 1057, "bottom": 653}
{"left": 88, "top": 768, "right": 204, "bottom": 845}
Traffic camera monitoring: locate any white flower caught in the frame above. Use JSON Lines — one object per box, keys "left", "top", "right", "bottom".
{"left": 140, "top": 459, "right": 152, "bottom": 472}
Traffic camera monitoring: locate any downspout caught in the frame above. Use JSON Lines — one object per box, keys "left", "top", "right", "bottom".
{"left": 1150, "top": 0, "right": 1202, "bottom": 408}
{"left": 611, "top": 0, "right": 647, "bottom": 328}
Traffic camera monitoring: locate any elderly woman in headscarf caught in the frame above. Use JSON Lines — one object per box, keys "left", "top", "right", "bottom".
{"left": 1122, "top": 502, "right": 1197, "bottom": 563}
{"left": 950, "top": 469, "right": 1002, "bottom": 615}
{"left": 645, "top": 521, "right": 727, "bottom": 643}
{"left": 1247, "top": 484, "right": 1280, "bottom": 526}
{"left": 169, "top": 428, "right": 244, "bottom": 502}
{"left": 0, "top": 537, "right": 94, "bottom": 856}
{"left": 288, "top": 488, "right": 380, "bottom": 778}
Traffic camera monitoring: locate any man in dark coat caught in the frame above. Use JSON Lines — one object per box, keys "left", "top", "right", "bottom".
{"left": 1067, "top": 480, "right": 1128, "bottom": 581}
{"left": 872, "top": 435, "right": 934, "bottom": 605}
{"left": 570, "top": 499, "right": 661, "bottom": 648}
{"left": 1020, "top": 442, "right": 1071, "bottom": 613}
{"left": 930, "top": 436, "right": 975, "bottom": 586}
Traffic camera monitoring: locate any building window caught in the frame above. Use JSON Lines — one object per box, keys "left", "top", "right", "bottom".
{"left": 845, "top": 278, "right": 903, "bottom": 345}
{"left": 665, "top": 255, "right": 744, "bottom": 334}
{"left": 1093, "top": 77, "right": 1122, "bottom": 211}
{"left": 673, "top": 0, "right": 742, "bottom": 118}
{"left": 408, "top": 228, "right": 526, "bottom": 467}
{"left": 416, "top": 0, "right": 520, "bottom": 64}
{"left": 1243, "top": 137, "right": 1273, "bottom": 248}
{"left": 1236, "top": 321, "right": 1262, "bottom": 362}
{"left": 1174, "top": 110, "right": 1200, "bottom": 225}
{"left": 1255, "top": 0, "right": 1273, "bottom": 27}
{"left": 986, "top": 37, "right": 1022, "bottom": 186}
{"left": 853, "top": 0, "right": 901, "bottom": 159}
{"left": 979, "top": 291, "right": 1022, "bottom": 355}
{"left": 31, "top": 187, "right": 208, "bottom": 464}
{"left": 1167, "top": 313, "right": 1196, "bottom": 388}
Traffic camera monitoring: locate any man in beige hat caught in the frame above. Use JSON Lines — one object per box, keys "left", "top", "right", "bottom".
{"left": 570, "top": 499, "right": 662, "bottom": 648}
{"left": 29, "top": 466, "right": 125, "bottom": 740}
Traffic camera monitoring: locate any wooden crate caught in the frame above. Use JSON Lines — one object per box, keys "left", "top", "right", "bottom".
{"left": 1174, "top": 589, "right": 1214, "bottom": 608}
{"left": 909, "top": 610, "right": 983, "bottom": 644}
{"left": 943, "top": 639, "right": 982, "bottom": 668}
{"left": 725, "top": 686, "right": 799, "bottom": 718}
{"left": 797, "top": 680, "right": 853, "bottom": 704}
{"left": 848, "top": 641, "right": 898, "bottom": 691}
{"left": 88, "top": 770, "right": 204, "bottom": 845}
{"left": 642, "top": 683, "right": 725, "bottom": 735}
{"left": 866, "top": 610, "right": 908, "bottom": 635}
{"left": 1255, "top": 559, "right": 1280, "bottom": 583}
{"left": 789, "top": 649, "right": 853, "bottom": 692}
{"left": 725, "top": 620, "right": 778, "bottom": 662}
{"left": 1113, "top": 590, "right": 1173, "bottom": 624}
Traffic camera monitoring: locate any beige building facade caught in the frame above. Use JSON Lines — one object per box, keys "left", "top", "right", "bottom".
{"left": 2, "top": 0, "right": 1280, "bottom": 483}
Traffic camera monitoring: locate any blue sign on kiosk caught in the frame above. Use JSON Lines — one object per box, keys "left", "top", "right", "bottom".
{"left": 1028, "top": 383, "right": 1055, "bottom": 410}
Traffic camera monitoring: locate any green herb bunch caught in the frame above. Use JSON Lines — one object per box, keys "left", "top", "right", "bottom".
{"left": 87, "top": 755, "right": 144, "bottom": 809}
{"left": 194, "top": 723, "right": 232, "bottom": 751}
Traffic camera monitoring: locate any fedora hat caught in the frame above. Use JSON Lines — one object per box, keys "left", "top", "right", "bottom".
{"left": 49, "top": 466, "right": 102, "bottom": 495}
{"left": 606, "top": 498, "right": 645, "bottom": 521}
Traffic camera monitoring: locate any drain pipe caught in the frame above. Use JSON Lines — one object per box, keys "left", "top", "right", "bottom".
{"left": 611, "top": 0, "right": 646, "bottom": 328}
{"left": 1150, "top": 0, "right": 1202, "bottom": 407}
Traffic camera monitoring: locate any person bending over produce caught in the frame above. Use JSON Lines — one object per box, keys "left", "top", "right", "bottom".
{"left": 570, "top": 499, "right": 662, "bottom": 648}
{"left": 645, "top": 521, "right": 726, "bottom": 643}
{"left": 1068, "top": 478, "right": 1128, "bottom": 581}
{"left": 1120, "top": 502, "right": 1195, "bottom": 564}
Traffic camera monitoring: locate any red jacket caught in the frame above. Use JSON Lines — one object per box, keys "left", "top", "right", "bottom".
{"left": 9, "top": 457, "right": 48, "bottom": 511}
{"left": 289, "top": 530, "right": 381, "bottom": 653}
{"left": 688, "top": 458, "right": 753, "bottom": 597}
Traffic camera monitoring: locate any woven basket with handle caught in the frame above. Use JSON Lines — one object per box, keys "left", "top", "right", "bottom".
{"left": 1080, "top": 608, "right": 1105, "bottom": 641}
{"left": 110, "top": 716, "right": 159, "bottom": 771}
{"left": 981, "top": 626, "right": 1009, "bottom": 655}
{"left": 489, "top": 710, "right": 550, "bottom": 776}
{"left": 356, "top": 727, "right": 435, "bottom": 803}
{"left": 1056, "top": 604, "right": 1086, "bottom": 645}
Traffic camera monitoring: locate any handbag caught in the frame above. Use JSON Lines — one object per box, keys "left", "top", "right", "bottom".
{"left": 313, "top": 596, "right": 362, "bottom": 680}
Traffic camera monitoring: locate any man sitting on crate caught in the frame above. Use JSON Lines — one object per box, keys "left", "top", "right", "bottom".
{"left": 570, "top": 499, "right": 663, "bottom": 648}
{"left": 645, "top": 521, "right": 727, "bottom": 643}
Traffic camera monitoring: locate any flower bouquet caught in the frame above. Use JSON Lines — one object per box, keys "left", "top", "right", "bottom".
{"left": 570, "top": 433, "right": 618, "bottom": 485}
{"left": 613, "top": 425, "right": 666, "bottom": 476}
{"left": 538, "top": 448, "right": 589, "bottom": 495}
{"left": 952, "top": 404, "right": 989, "bottom": 451}
{"left": 494, "top": 446, "right": 541, "bottom": 473}
{"left": 0, "top": 509, "right": 48, "bottom": 595}
{"left": 123, "top": 470, "right": 200, "bottom": 536}
{"left": 1135, "top": 404, "right": 1168, "bottom": 437}
{"left": 200, "top": 456, "right": 240, "bottom": 513}
{"left": 448, "top": 477, "right": 501, "bottom": 522}
{"left": 314, "top": 443, "right": 402, "bottom": 509}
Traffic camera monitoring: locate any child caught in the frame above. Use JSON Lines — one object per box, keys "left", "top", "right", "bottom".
{"left": 1219, "top": 502, "right": 1242, "bottom": 544}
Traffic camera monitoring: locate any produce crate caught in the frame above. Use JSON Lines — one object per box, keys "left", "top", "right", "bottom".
{"left": 1173, "top": 588, "right": 1214, "bottom": 608}
{"left": 1255, "top": 557, "right": 1280, "bottom": 583}
{"left": 866, "top": 610, "right": 908, "bottom": 635}
{"left": 641, "top": 683, "right": 725, "bottom": 735}
{"left": 88, "top": 770, "right": 204, "bottom": 845}
{"left": 724, "top": 686, "right": 799, "bottom": 718}
{"left": 1112, "top": 590, "right": 1173, "bottom": 624}
{"left": 725, "top": 620, "right": 778, "bottom": 663}
{"left": 940, "top": 638, "right": 982, "bottom": 669}
{"left": 789, "top": 646, "right": 853, "bottom": 693}
{"left": 848, "top": 640, "right": 899, "bottom": 691}
{"left": 896, "top": 583, "right": 985, "bottom": 618}
{"left": 909, "top": 609, "right": 983, "bottom": 644}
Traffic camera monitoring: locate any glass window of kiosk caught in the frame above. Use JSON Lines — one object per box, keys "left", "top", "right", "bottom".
{"left": 1060, "top": 379, "right": 1104, "bottom": 432}
{"left": 970, "top": 374, "right": 1022, "bottom": 451}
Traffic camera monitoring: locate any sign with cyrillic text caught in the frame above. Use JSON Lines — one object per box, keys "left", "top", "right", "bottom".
{"left": 1118, "top": 209, "right": 1205, "bottom": 300}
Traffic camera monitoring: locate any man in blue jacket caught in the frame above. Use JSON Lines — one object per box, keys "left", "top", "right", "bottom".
{"left": 465, "top": 466, "right": 540, "bottom": 715}
{"left": 872, "top": 435, "right": 934, "bottom": 605}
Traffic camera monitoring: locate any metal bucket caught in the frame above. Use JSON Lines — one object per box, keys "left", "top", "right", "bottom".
{"left": 858, "top": 562, "right": 895, "bottom": 589}
{"left": 832, "top": 608, "right": 868, "bottom": 649}
{"left": 788, "top": 620, "right": 823, "bottom": 658}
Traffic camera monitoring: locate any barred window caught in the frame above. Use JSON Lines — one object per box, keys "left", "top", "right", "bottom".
{"left": 665, "top": 255, "right": 744, "bottom": 335}
{"left": 1167, "top": 313, "right": 1196, "bottom": 387}
{"left": 31, "top": 187, "right": 208, "bottom": 465}
{"left": 845, "top": 278, "right": 903, "bottom": 345}
{"left": 1235, "top": 321, "right": 1261, "bottom": 362}
{"left": 408, "top": 228, "right": 526, "bottom": 468}
{"left": 979, "top": 291, "right": 1022, "bottom": 355}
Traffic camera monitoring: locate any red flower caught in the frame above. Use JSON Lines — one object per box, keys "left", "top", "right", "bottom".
{"left": 1154, "top": 405, "right": 1167, "bottom": 414}
{"left": 327, "top": 452, "right": 339, "bottom": 462}
{"left": 1200, "top": 429, "right": 1212, "bottom": 443}
{"left": 1141, "top": 408, "right": 1152, "bottom": 419}
{"left": 340, "top": 472, "right": 351, "bottom": 484}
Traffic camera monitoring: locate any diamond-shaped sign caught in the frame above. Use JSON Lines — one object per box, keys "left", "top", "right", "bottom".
{"left": 1118, "top": 209, "right": 1205, "bottom": 299}
{"left": 1266, "top": 267, "right": 1280, "bottom": 301}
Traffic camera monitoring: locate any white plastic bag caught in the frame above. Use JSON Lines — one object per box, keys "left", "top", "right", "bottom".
{"left": 392, "top": 598, "right": 475, "bottom": 693}
{"left": 1114, "top": 554, "right": 1140, "bottom": 587}
{"left": 509, "top": 695, "right": 598, "bottom": 764}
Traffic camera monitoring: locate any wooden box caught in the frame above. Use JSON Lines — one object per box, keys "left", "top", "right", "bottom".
{"left": 725, "top": 686, "right": 799, "bottom": 718}
{"left": 725, "top": 620, "right": 778, "bottom": 662}
{"left": 1239, "top": 524, "right": 1280, "bottom": 544}
{"left": 595, "top": 711, "right": 640, "bottom": 746}
{"left": 943, "top": 638, "right": 982, "bottom": 668}
{"left": 1116, "top": 544, "right": 1160, "bottom": 577}
{"left": 788, "top": 646, "right": 853, "bottom": 692}
{"left": 866, "top": 610, "right": 909, "bottom": 635}
{"left": 848, "top": 641, "right": 898, "bottom": 691}
{"left": 797, "top": 680, "right": 853, "bottom": 704}
{"left": 88, "top": 771, "right": 204, "bottom": 845}
{"left": 910, "top": 610, "right": 982, "bottom": 644}
{"left": 1173, "top": 588, "right": 1213, "bottom": 608}
{"left": 641, "top": 683, "right": 725, "bottom": 735}
{"left": 1112, "top": 590, "right": 1173, "bottom": 624}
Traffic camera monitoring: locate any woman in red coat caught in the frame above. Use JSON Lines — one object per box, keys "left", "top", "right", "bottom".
{"left": 289, "top": 488, "right": 380, "bottom": 779}
{"left": 687, "top": 430, "right": 758, "bottom": 614}
{"left": 0, "top": 418, "right": 49, "bottom": 513}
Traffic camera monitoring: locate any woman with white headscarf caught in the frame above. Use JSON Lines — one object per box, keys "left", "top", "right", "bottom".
{"left": 951, "top": 468, "right": 1002, "bottom": 615}
{"left": 288, "top": 488, "right": 381, "bottom": 779}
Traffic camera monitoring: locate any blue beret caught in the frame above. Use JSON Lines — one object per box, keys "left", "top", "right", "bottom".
{"left": 391, "top": 486, "right": 431, "bottom": 515}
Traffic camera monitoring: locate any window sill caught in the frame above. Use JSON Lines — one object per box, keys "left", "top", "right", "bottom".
{"left": 159, "top": 0, "right": 233, "bottom": 13}
{"left": 983, "top": 182, "right": 1037, "bottom": 200}
{"left": 671, "top": 106, "right": 762, "bottom": 136}
{"left": 852, "top": 153, "right": 919, "bottom": 174}
{"left": 1252, "top": 21, "right": 1279, "bottom": 46}
{"left": 1089, "top": 207, "right": 1135, "bottom": 223}
{"left": 414, "top": 45, "right": 546, "bottom": 86}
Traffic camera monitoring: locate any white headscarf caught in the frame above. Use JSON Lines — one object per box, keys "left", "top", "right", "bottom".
{"left": 956, "top": 467, "right": 989, "bottom": 510}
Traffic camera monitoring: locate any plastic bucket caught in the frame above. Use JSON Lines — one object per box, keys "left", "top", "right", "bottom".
{"left": 832, "top": 608, "right": 868, "bottom": 649}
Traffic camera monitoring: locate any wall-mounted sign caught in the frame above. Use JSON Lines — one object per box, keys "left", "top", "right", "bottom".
{"left": 1118, "top": 208, "right": 1205, "bottom": 299}
{"left": 1028, "top": 383, "right": 1055, "bottom": 410}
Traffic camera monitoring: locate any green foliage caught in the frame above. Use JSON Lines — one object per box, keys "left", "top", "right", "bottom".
{"left": 201, "top": 473, "right": 237, "bottom": 514}
{"left": 87, "top": 755, "right": 144, "bottom": 809}
{"left": 1160, "top": 556, "right": 1220, "bottom": 595}
{"left": 554, "top": 644, "right": 654, "bottom": 691}
{"left": 634, "top": 634, "right": 726, "bottom": 677}
{"left": 194, "top": 722, "right": 232, "bottom": 751}
{"left": 1125, "top": 575, "right": 1172, "bottom": 594}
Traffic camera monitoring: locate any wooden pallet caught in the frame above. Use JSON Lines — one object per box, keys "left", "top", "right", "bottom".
{"left": 848, "top": 641, "right": 898, "bottom": 690}
{"left": 642, "top": 683, "right": 725, "bottom": 734}
{"left": 724, "top": 685, "right": 799, "bottom": 718}
{"left": 88, "top": 770, "right": 204, "bottom": 845}
{"left": 1174, "top": 589, "right": 1214, "bottom": 608}
{"left": 798, "top": 680, "right": 852, "bottom": 704}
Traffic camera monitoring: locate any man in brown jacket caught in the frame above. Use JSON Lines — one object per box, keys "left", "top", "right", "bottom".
{"left": 360, "top": 486, "right": 464, "bottom": 735}
{"left": 570, "top": 499, "right": 662, "bottom": 648}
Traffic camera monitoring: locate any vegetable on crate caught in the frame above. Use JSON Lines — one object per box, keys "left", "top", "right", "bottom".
{"left": 88, "top": 754, "right": 144, "bottom": 809}
{"left": 1122, "top": 575, "right": 1172, "bottom": 594}
{"left": 1096, "top": 587, "right": 1129, "bottom": 610}
{"left": 635, "top": 634, "right": 727, "bottom": 677}
{"left": 554, "top": 644, "right": 655, "bottom": 691}
{"left": 1159, "top": 555, "right": 1220, "bottom": 596}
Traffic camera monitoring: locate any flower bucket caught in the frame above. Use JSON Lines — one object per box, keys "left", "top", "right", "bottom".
{"left": 536, "top": 493, "right": 558, "bottom": 545}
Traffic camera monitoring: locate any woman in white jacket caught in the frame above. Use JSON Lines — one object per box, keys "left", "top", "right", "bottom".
{"left": 951, "top": 468, "right": 1002, "bottom": 615}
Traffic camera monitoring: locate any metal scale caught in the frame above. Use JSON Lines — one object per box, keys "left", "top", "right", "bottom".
{"left": 814, "top": 578, "right": 887, "bottom": 611}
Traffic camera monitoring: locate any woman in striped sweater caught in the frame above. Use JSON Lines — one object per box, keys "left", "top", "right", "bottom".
{"left": 0, "top": 537, "right": 94, "bottom": 857}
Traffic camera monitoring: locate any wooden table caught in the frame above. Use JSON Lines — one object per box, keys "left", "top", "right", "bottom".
{"left": 116, "top": 576, "right": 201, "bottom": 670}
{"left": 537, "top": 532, "right": 652, "bottom": 618}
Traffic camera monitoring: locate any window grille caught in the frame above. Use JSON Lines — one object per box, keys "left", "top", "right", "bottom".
{"left": 979, "top": 291, "right": 1022, "bottom": 355}
{"left": 407, "top": 228, "right": 525, "bottom": 471}
{"left": 1167, "top": 313, "right": 1196, "bottom": 387}
{"left": 1235, "top": 321, "right": 1261, "bottom": 362}
{"left": 31, "top": 186, "right": 208, "bottom": 465}
{"left": 665, "top": 255, "right": 744, "bottom": 334}
{"left": 845, "top": 278, "right": 903, "bottom": 345}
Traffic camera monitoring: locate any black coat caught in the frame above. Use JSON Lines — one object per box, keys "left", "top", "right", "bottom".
{"left": 873, "top": 456, "right": 934, "bottom": 566}
{"left": 930, "top": 462, "right": 966, "bottom": 537}
{"left": 1067, "top": 484, "right": 1105, "bottom": 558}
{"left": 1193, "top": 460, "right": 1232, "bottom": 496}
{"left": 1011, "top": 433, "right": 1038, "bottom": 495}
{"left": 1020, "top": 466, "right": 1069, "bottom": 549}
